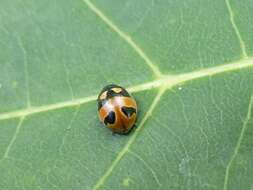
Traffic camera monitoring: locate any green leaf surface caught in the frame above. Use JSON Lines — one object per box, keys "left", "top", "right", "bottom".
{"left": 0, "top": 0, "right": 253, "bottom": 189}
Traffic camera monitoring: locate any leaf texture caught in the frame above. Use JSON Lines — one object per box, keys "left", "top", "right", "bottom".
{"left": 0, "top": 0, "right": 253, "bottom": 189}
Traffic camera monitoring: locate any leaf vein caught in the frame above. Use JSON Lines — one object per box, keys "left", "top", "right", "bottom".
{"left": 0, "top": 117, "right": 25, "bottom": 162}
{"left": 63, "top": 62, "right": 75, "bottom": 100}
{"left": 157, "top": 117, "right": 190, "bottom": 160}
{"left": 91, "top": 87, "right": 166, "bottom": 190}
{"left": 81, "top": 0, "right": 162, "bottom": 78}
{"left": 59, "top": 105, "right": 80, "bottom": 155}
{"left": 128, "top": 150, "right": 161, "bottom": 188}
{"left": 0, "top": 57, "right": 252, "bottom": 121}
{"left": 225, "top": 0, "right": 248, "bottom": 58}
{"left": 17, "top": 36, "right": 31, "bottom": 107}
{"left": 223, "top": 93, "right": 253, "bottom": 190}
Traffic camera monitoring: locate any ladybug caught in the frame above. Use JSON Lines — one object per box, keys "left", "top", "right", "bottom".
{"left": 97, "top": 84, "right": 137, "bottom": 134}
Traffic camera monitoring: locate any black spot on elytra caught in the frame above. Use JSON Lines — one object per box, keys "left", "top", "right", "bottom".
{"left": 121, "top": 107, "right": 136, "bottom": 118}
{"left": 104, "top": 111, "right": 116, "bottom": 125}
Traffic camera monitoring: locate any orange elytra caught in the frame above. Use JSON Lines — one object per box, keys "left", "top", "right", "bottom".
{"left": 97, "top": 84, "right": 137, "bottom": 134}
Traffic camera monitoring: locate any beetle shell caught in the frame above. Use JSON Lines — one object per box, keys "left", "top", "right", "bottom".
{"left": 97, "top": 84, "right": 137, "bottom": 134}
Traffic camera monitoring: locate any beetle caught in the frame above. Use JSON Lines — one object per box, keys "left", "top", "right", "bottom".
{"left": 97, "top": 84, "right": 137, "bottom": 134}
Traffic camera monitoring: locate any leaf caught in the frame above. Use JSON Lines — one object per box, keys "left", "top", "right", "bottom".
{"left": 0, "top": 0, "right": 253, "bottom": 189}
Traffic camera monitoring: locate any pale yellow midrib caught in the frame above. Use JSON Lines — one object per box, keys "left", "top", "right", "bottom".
{"left": 0, "top": 57, "right": 252, "bottom": 121}
{"left": 0, "top": 95, "right": 97, "bottom": 121}
{"left": 91, "top": 57, "right": 253, "bottom": 190}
